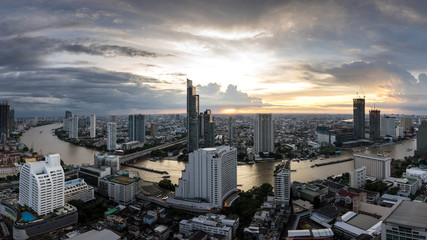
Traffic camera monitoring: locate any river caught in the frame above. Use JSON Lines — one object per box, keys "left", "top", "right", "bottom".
{"left": 21, "top": 124, "right": 417, "bottom": 191}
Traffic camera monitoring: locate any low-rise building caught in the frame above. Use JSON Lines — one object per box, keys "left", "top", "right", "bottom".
{"left": 333, "top": 211, "right": 382, "bottom": 240}
{"left": 78, "top": 166, "right": 111, "bottom": 191}
{"left": 380, "top": 194, "right": 411, "bottom": 207}
{"left": 64, "top": 178, "right": 95, "bottom": 203}
{"left": 287, "top": 228, "right": 334, "bottom": 240}
{"left": 102, "top": 174, "right": 142, "bottom": 205}
{"left": 179, "top": 214, "right": 238, "bottom": 240}
{"left": 350, "top": 166, "right": 367, "bottom": 189}
{"left": 404, "top": 168, "right": 427, "bottom": 183}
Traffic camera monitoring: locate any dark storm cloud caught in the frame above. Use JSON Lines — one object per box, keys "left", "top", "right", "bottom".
{"left": 60, "top": 44, "right": 169, "bottom": 57}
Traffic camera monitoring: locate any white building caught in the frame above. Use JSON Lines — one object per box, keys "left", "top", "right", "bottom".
{"left": 254, "top": 114, "right": 274, "bottom": 153}
{"left": 102, "top": 174, "right": 141, "bottom": 205}
{"left": 179, "top": 214, "right": 238, "bottom": 240}
{"left": 354, "top": 154, "right": 391, "bottom": 179}
{"left": 69, "top": 115, "right": 79, "bottom": 139}
{"left": 274, "top": 162, "right": 291, "bottom": 207}
{"left": 107, "top": 122, "right": 117, "bottom": 151}
{"left": 64, "top": 178, "right": 95, "bottom": 203}
{"left": 94, "top": 154, "right": 120, "bottom": 174}
{"left": 18, "top": 154, "right": 65, "bottom": 216}
{"left": 381, "top": 201, "right": 427, "bottom": 240}
{"left": 405, "top": 168, "right": 427, "bottom": 183}
{"left": 90, "top": 114, "right": 96, "bottom": 138}
{"left": 169, "top": 146, "right": 237, "bottom": 210}
{"left": 381, "top": 116, "right": 396, "bottom": 138}
{"left": 390, "top": 177, "right": 421, "bottom": 197}
{"left": 349, "top": 166, "right": 367, "bottom": 189}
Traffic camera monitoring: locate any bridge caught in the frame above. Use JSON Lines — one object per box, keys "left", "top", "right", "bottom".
{"left": 119, "top": 138, "right": 186, "bottom": 164}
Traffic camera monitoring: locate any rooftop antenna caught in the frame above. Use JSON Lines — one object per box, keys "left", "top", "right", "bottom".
{"left": 359, "top": 86, "right": 365, "bottom": 99}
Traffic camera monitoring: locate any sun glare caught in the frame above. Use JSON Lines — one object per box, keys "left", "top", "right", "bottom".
{"left": 221, "top": 108, "right": 237, "bottom": 114}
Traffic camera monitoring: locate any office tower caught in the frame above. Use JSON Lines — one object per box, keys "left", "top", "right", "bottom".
{"left": 171, "top": 146, "right": 237, "bottom": 209}
{"left": 18, "top": 154, "right": 65, "bottom": 216}
{"left": 254, "top": 113, "right": 274, "bottom": 153}
{"left": 353, "top": 98, "right": 365, "bottom": 139}
{"left": 65, "top": 111, "right": 72, "bottom": 119}
{"left": 128, "top": 114, "right": 145, "bottom": 142}
{"left": 369, "top": 109, "right": 380, "bottom": 141}
{"left": 381, "top": 201, "right": 427, "bottom": 240}
{"left": 354, "top": 153, "right": 391, "bottom": 179}
{"left": 69, "top": 115, "right": 79, "bottom": 139}
{"left": 274, "top": 162, "right": 291, "bottom": 207}
{"left": 349, "top": 166, "right": 367, "bottom": 188}
{"left": 107, "top": 122, "right": 117, "bottom": 151}
{"left": 201, "top": 109, "right": 215, "bottom": 148}
{"left": 151, "top": 123, "right": 158, "bottom": 136}
{"left": 0, "top": 101, "right": 10, "bottom": 137}
{"left": 415, "top": 121, "right": 427, "bottom": 157}
{"left": 8, "top": 107, "right": 14, "bottom": 135}
{"left": 228, "top": 117, "right": 233, "bottom": 146}
{"left": 381, "top": 116, "right": 396, "bottom": 138}
{"left": 401, "top": 117, "right": 413, "bottom": 132}
{"left": 90, "top": 114, "right": 96, "bottom": 138}
{"left": 187, "top": 79, "right": 199, "bottom": 152}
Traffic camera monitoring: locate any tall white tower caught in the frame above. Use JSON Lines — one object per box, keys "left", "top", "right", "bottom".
{"left": 274, "top": 162, "right": 291, "bottom": 207}
{"left": 69, "top": 115, "right": 79, "bottom": 139}
{"left": 174, "top": 146, "right": 237, "bottom": 209}
{"left": 90, "top": 114, "right": 96, "bottom": 138}
{"left": 107, "top": 122, "right": 117, "bottom": 151}
{"left": 254, "top": 114, "right": 274, "bottom": 153}
{"left": 18, "top": 154, "right": 65, "bottom": 216}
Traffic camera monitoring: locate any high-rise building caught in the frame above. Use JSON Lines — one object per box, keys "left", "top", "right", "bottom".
{"left": 18, "top": 154, "right": 65, "bottom": 216}
{"left": 369, "top": 109, "right": 380, "bottom": 141}
{"left": 65, "top": 111, "right": 72, "bottom": 119}
{"left": 349, "top": 166, "right": 367, "bottom": 188}
{"left": 353, "top": 98, "right": 365, "bottom": 139}
{"left": 187, "top": 79, "right": 199, "bottom": 152}
{"left": 254, "top": 113, "right": 274, "bottom": 153}
{"left": 354, "top": 153, "right": 390, "bottom": 179}
{"left": 170, "top": 146, "right": 237, "bottom": 209}
{"left": 107, "top": 122, "right": 117, "bottom": 151}
{"left": 274, "top": 162, "right": 291, "bottom": 207}
{"left": 200, "top": 109, "right": 215, "bottom": 148}
{"left": 69, "top": 115, "right": 79, "bottom": 139}
{"left": 228, "top": 117, "right": 233, "bottom": 146}
{"left": 415, "top": 121, "right": 427, "bottom": 157}
{"left": 128, "top": 114, "right": 145, "bottom": 142}
{"left": 110, "top": 115, "right": 116, "bottom": 122}
{"left": 151, "top": 123, "right": 158, "bottom": 136}
{"left": 90, "top": 114, "right": 96, "bottom": 138}
{"left": 381, "top": 116, "right": 396, "bottom": 138}
{"left": 94, "top": 154, "right": 120, "bottom": 174}
{"left": 0, "top": 101, "right": 10, "bottom": 138}
{"left": 401, "top": 117, "right": 413, "bottom": 132}
{"left": 381, "top": 201, "right": 427, "bottom": 240}
{"left": 8, "top": 107, "right": 14, "bottom": 135}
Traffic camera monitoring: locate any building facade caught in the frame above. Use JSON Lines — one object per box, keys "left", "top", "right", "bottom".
{"left": 354, "top": 154, "right": 391, "bottom": 179}
{"left": 107, "top": 122, "right": 117, "bottom": 151}
{"left": 415, "top": 121, "right": 427, "bottom": 157}
{"left": 0, "top": 101, "right": 10, "bottom": 138}
{"left": 69, "top": 115, "right": 79, "bottom": 139}
{"left": 179, "top": 214, "right": 238, "bottom": 240}
{"left": 349, "top": 166, "right": 367, "bottom": 189}
{"left": 18, "top": 154, "right": 65, "bottom": 216}
{"left": 64, "top": 178, "right": 95, "bottom": 203}
{"left": 274, "top": 162, "right": 291, "bottom": 207}
{"left": 353, "top": 98, "right": 365, "bottom": 139}
{"left": 171, "top": 146, "right": 237, "bottom": 209}
{"left": 94, "top": 154, "right": 120, "bottom": 174}
{"left": 369, "top": 109, "right": 380, "bottom": 141}
{"left": 228, "top": 117, "right": 233, "bottom": 146}
{"left": 381, "top": 116, "right": 396, "bottom": 138}
{"left": 128, "top": 114, "right": 145, "bottom": 142}
{"left": 400, "top": 117, "right": 413, "bottom": 132}
{"left": 254, "top": 113, "right": 274, "bottom": 153}
{"left": 187, "top": 79, "right": 199, "bottom": 152}
{"left": 102, "top": 174, "right": 142, "bottom": 205}
{"left": 90, "top": 114, "right": 96, "bottom": 138}
{"left": 200, "top": 109, "right": 215, "bottom": 148}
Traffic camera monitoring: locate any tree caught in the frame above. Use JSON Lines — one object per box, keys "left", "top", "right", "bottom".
{"left": 158, "top": 179, "right": 175, "bottom": 191}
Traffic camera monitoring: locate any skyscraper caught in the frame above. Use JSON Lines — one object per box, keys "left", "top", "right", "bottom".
{"left": 401, "top": 117, "right": 413, "bottom": 132}
{"left": 19, "top": 154, "right": 65, "bottom": 216}
{"left": 8, "top": 107, "right": 14, "bottom": 135}
{"left": 90, "top": 114, "right": 96, "bottom": 138}
{"left": 254, "top": 113, "right": 274, "bottom": 153}
{"left": 201, "top": 109, "right": 215, "bottom": 148}
{"left": 274, "top": 162, "right": 291, "bottom": 207}
{"left": 353, "top": 98, "right": 365, "bottom": 139}
{"left": 107, "top": 122, "right": 117, "bottom": 151}
{"left": 369, "top": 109, "right": 380, "bottom": 141}
{"left": 128, "top": 114, "right": 145, "bottom": 142}
{"left": 381, "top": 116, "right": 396, "bottom": 138}
{"left": 69, "top": 115, "right": 79, "bottom": 139}
{"left": 187, "top": 79, "right": 199, "bottom": 152}
{"left": 170, "top": 146, "right": 237, "bottom": 209}
{"left": 228, "top": 116, "right": 233, "bottom": 146}
{"left": 415, "top": 121, "right": 427, "bottom": 157}
{"left": 0, "top": 101, "right": 10, "bottom": 138}
{"left": 65, "top": 111, "right": 72, "bottom": 119}
{"left": 151, "top": 123, "right": 158, "bottom": 136}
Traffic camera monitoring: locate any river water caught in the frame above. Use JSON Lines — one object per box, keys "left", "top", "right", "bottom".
{"left": 21, "top": 124, "right": 417, "bottom": 191}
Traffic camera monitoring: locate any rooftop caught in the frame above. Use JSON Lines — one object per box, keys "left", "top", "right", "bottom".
{"left": 346, "top": 214, "right": 380, "bottom": 231}
{"left": 354, "top": 153, "right": 391, "bottom": 160}
{"left": 384, "top": 201, "right": 427, "bottom": 229}
{"left": 107, "top": 175, "right": 140, "bottom": 185}
{"left": 64, "top": 178, "right": 84, "bottom": 188}
{"left": 69, "top": 229, "right": 120, "bottom": 240}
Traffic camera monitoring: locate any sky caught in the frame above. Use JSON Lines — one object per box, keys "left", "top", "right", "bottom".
{"left": 1, "top": 0, "right": 427, "bottom": 117}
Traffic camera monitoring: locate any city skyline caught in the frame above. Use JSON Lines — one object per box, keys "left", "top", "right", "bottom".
{"left": 1, "top": 1, "right": 427, "bottom": 116}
